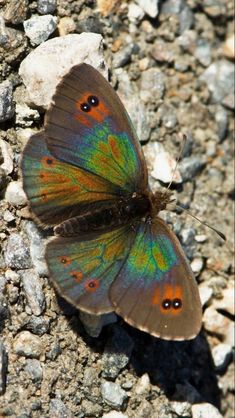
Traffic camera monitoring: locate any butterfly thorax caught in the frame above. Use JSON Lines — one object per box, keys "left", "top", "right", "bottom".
{"left": 54, "top": 194, "right": 151, "bottom": 237}
{"left": 150, "top": 190, "right": 173, "bottom": 215}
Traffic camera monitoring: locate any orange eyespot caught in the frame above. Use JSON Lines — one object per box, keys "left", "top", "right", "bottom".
{"left": 84, "top": 279, "right": 99, "bottom": 292}
{"left": 70, "top": 271, "right": 83, "bottom": 283}
{"left": 41, "top": 156, "right": 56, "bottom": 167}
{"left": 59, "top": 256, "right": 72, "bottom": 266}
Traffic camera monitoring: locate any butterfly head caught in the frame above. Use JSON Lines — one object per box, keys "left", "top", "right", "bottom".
{"left": 151, "top": 190, "right": 174, "bottom": 215}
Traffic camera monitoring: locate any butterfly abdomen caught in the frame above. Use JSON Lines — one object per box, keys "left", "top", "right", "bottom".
{"left": 54, "top": 195, "right": 150, "bottom": 237}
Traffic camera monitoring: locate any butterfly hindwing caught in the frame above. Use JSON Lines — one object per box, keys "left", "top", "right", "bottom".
{"left": 45, "top": 63, "right": 148, "bottom": 195}
{"left": 110, "top": 218, "right": 202, "bottom": 340}
{"left": 46, "top": 225, "right": 135, "bottom": 313}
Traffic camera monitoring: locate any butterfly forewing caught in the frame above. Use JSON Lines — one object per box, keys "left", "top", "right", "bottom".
{"left": 45, "top": 63, "right": 148, "bottom": 195}
{"left": 21, "top": 133, "right": 119, "bottom": 226}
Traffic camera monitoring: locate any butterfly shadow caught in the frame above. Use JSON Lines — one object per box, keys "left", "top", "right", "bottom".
{"left": 56, "top": 296, "right": 221, "bottom": 410}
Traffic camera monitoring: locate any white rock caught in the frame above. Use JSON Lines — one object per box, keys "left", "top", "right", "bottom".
{"left": 195, "top": 234, "right": 207, "bottom": 243}
{"left": 16, "top": 103, "right": 40, "bottom": 127}
{"left": 5, "top": 181, "right": 27, "bottom": 206}
{"left": 128, "top": 4, "right": 145, "bottom": 23}
{"left": 136, "top": 0, "right": 159, "bottom": 18}
{"left": 171, "top": 401, "right": 191, "bottom": 417}
{"left": 135, "top": 373, "right": 151, "bottom": 395}
{"left": 223, "top": 34, "right": 235, "bottom": 59}
{"left": 191, "top": 257, "right": 204, "bottom": 274}
{"left": 102, "top": 412, "right": 128, "bottom": 418}
{"left": 19, "top": 33, "right": 107, "bottom": 108}
{"left": 144, "top": 142, "right": 182, "bottom": 184}
{"left": 192, "top": 403, "right": 223, "bottom": 418}
{"left": 214, "top": 284, "right": 235, "bottom": 316}
{"left": 203, "top": 306, "right": 230, "bottom": 338}
{"left": 212, "top": 343, "right": 233, "bottom": 370}
{"left": 13, "top": 331, "right": 43, "bottom": 358}
{"left": 23, "top": 14, "right": 57, "bottom": 46}
{"left": 199, "top": 283, "right": 213, "bottom": 307}
{"left": 0, "top": 139, "right": 13, "bottom": 175}
{"left": 101, "top": 381, "right": 128, "bottom": 408}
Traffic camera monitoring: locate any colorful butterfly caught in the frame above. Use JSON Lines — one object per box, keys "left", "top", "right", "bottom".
{"left": 21, "top": 63, "right": 202, "bottom": 340}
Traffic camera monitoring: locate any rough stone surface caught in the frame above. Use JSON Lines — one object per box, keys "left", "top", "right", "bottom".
{"left": 0, "top": 81, "right": 14, "bottom": 122}
{"left": 0, "top": 2, "right": 234, "bottom": 417}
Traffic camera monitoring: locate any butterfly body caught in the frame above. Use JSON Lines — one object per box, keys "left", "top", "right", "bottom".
{"left": 21, "top": 63, "right": 202, "bottom": 340}
{"left": 54, "top": 193, "right": 151, "bottom": 236}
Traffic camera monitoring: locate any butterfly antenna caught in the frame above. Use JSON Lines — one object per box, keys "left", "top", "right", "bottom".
{"left": 175, "top": 204, "right": 226, "bottom": 241}
{"left": 167, "top": 134, "right": 187, "bottom": 190}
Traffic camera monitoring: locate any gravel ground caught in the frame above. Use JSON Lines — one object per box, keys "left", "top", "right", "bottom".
{"left": 0, "top": 1, "right": 234, "bottom": 417}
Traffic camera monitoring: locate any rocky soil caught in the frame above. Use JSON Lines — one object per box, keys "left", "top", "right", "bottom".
{"left": 0, "top": 0, "right": 234, "bottom": 417}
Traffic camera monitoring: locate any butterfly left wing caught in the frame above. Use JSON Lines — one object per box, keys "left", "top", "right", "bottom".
{"left": 110, "top": 217, "right": 202, "bottom": 340}
{"left": 46, "top": 225, "right": 136, "bottom": 314}
{"left": 21, "top": 132, "right": 120, "bottom": 226}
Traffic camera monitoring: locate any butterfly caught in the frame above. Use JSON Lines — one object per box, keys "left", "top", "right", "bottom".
{"left": 21, "top": 63, "right": 202, "bottom": 340}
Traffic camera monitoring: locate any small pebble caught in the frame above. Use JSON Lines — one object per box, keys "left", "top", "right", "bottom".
{"left": 223, "top": 34, "right": 235, "bottom": 59}
{"left": 170, "top": 401, "right": 191, "bottom": 417}
{"left": 16, "top": 104, "right": 40, "bottom": 127}
{"left": 180, "top": 156, "right": 206, "bottom": 182}
{"left": 5, "top": 181, "right": 27, "bottom": 206}
{"left": 192, "top": 403, "right": 223, "bottom": 418}
{"left": 194, "top": 39, "right": 211, "bottom": 67}
{"left": 101, "top": 381, "right": 128, "bottom": 409}
{"left": 215, "top": 106, "right": 228, "bottom": 141}
{"left": 0, "top": 80, "right": 14, "bottom": 122}
{"left": 191, "top": 257, "right": 204, "bottom": 274}
{"left": 203, "top": 307, "right": 231, "bottom": 338}
{"left": 135, "top": 373, "right": 151, "bottom": 395}
{"left": 24, "top": 221, "right": 48, "bottom": 277}
{"left": 57, "top": 17, "right": 76, "bottom": 36}
{"left": 4, "top": 0, "right": 28, "bottom": 25}
{"left": 0, "top": 139, "right": 13, "bottom": 175}
{"left": 13, "top": 331, "right": 43, "bottom": 358}
{"left": 23, "top": 14, "right": 57, "bottom": 46}
{"left": 127, "top": 4, "right": 144, "bottom": 23}
{"left": 199, "top": 283, "right": 213, "bottom": 307}
{"left": 102, "top": 327, "right": 134, "bottom": 379}
{"left": 144, "top": 142, "right": 182, "bottom": 184}
{"left": 21, "top": 269, "right": 45, "bottom": 316}
{"left": 113, "top": 43, "right": 138, "bottom": 68}
{"left": 25, "top": 316, "right": 50, "bottom": 336}
{"left": 222, "top": 92, "right": 235, "bottom": 110}
{"left": 0, "top": 342, "right": 8, "bottom": 395}
{"left": 200, "top": 60, "right": 235, "bottom": 104}
{"left": 49, "top": 399, "right": 72, "bottom": 418}
{"left": 214, "top": 285, "right": 235, "bottom": 316}
{"left": 195, "top": 234, "right": 207, "bottom": 243}
{"left": 37, "top": 0, "right": 57, "bottom": 15}
{"left": 212, "top": 343, "right": 233, "bottom": 371}
{"left": 136, "top": 0, "right": 159, "bottom": 18}
{"left": 140, "top": 68, "right": 165, "bottom": 103}
{"left": 161, "top": 0, "right": 184, "bottom": 14}
{"left": 24, "top": 359, "right": 43, "bottom": 383}
{"left": 102, "top": 412, "right": 128, "bottom": 418}
{"left": 179, "top": 5, "right": 194, "bottom": 33}
{"left": 4, "top": 232, "right": 31, "bottom": 269}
